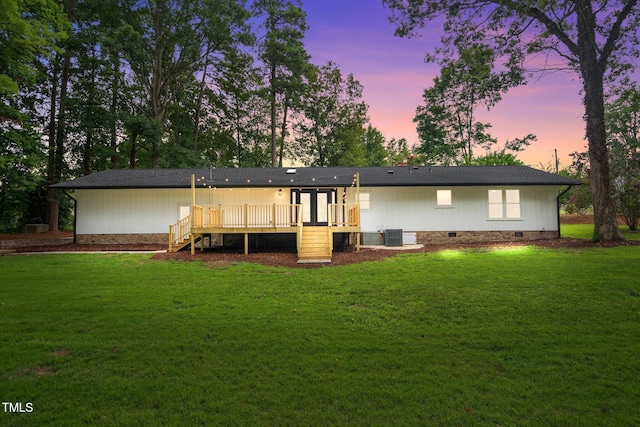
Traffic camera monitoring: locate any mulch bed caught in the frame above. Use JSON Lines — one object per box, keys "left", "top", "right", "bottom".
{"left": 3, "top": 214, "right": 638, "bottom": 268}
{"left": 149, "top": 238, "right": 639, "bottom": 269}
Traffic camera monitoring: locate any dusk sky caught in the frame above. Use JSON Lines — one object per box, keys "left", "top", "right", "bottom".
{"left": 300, "top": 1, "right": 590, "bottom": 168}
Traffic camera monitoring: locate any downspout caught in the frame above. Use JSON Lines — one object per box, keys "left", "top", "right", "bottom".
{"left": 62, "top": 190, "right": 77, "bottom": 244}
{"left": 556, "top": 185, "right": 573, "bottom": 238}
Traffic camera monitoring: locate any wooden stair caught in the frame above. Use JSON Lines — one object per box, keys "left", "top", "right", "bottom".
{"left": 169, "top": 233, "right": 201, "bottom": 252}
{"left": 298, "top": 226, "right": 332, "bottom": 263}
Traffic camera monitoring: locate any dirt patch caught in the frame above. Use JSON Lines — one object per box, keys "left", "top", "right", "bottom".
{"left": 560, "top": 214, "right": 594, "bottom": 224}
{"left": 0, "top": 231, "right": 73, "bottom": 241}
{"left": 10, "top": 243, "right": 167, "bottom": 253}
{"left": 50, "top": 348, "right": 70, "bottom": 358}
{"left": 560, "top": 214, "right": 628, "bottom": 225}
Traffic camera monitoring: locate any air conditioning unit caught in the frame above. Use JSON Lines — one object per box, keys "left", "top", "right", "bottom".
{"left": 384, "top": 229, "right": 403, "bottom": 247}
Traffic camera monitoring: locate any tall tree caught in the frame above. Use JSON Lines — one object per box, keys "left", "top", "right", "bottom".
{"left": 362, "top": 125, "right": 391, "bottom": 166}
{"left": 415, "top": 44, "right": 524, "bottom": 165}
{"left": 214, "top": 49, "right": 272, "bottom": 167}
{"left": 295, "top": 61, "right": 368, "bottom": 166}
{"left": 253, "top": 0, "right": 310, "bottom": 167}
{"left": 0, "top": 0, "right": 67, "bottom": 231}
{"left": 384, "top": 0, "right": 639, "bottom": 241}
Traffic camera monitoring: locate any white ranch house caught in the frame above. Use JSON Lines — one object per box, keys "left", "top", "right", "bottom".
{"left": 52, "top": 166, "right": 580, "bottom": 262}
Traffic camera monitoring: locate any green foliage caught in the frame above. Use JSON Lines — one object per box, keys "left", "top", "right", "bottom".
{"left": 1, "top": 248, "right": 640, "bottom": 425}
{"left": 0, "top": 101, "right": 46, "bottom": 231}
{"left": 606, "top": 85, "right": 640, "bottom": 229}
{"left": 295, "top": 61, "right": 368, "bottom": 166}
{"left": 562, "top": 151, "right": 593, "bottom": 214}
{"left": 414, "top": 43, "right": 526, "bottom": 165}
{"left": 0, "top": 0, "right": 67, "bottom": 95}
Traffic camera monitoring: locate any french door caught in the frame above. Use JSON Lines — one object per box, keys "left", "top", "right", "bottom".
{"left": 291, "top": 189, "right": 336, "bottom": 226}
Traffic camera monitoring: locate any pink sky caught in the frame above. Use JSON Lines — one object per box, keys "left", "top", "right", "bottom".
{"left": 302, "top": 1, "right": 589, "bottom": 168}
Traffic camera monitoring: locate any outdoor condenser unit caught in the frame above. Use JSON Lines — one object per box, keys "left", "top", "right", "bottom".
{"left": 384, "top": 229, "right": 403, "bottom": 247}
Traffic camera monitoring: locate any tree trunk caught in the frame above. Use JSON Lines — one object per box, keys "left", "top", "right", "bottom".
{"left": 83, "top": 60, "right": 97, "bottom": 176}
{"left": 584, "top": 80, "right": 624, "bottom": 241}
{"left": 110, "top": 57, "right": 120, "bottom": 166}
{"left": 270, "top": 63, "right": 277, "bottom": 168}
{"left": 48, "top": 49, "right": 72, "bottom": 232}
{"left": 129, "top": 133, "right": 138, "bottom": 169}
{"left": 194, "top": 54, "right": 210, "bottom": 152}
{"left": 45, "top": 57, "right": 59, "bottom": 229}
{"left": 577, "top": 2, "right": 625, "bottom": 241}
{"left": 278, "top": 96, "right": 289, "bottom": 168}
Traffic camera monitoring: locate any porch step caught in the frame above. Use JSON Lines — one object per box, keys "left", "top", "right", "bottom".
{"left": 169, "top": 234, "right": 201, "bottom": 252}
{"left": 298, "top": 227, "right": 332, "bottom": 262}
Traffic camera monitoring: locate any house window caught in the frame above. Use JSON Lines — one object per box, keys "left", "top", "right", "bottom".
{"left": 505, "top": 189, "right": 521, "bottom": 218}
{"left": 488, "top": 189, "right": 521, "bottom": 219}
{"left": 358, "top": 192, "right": 370, "bottom": 210}
{"left": 436, "top": 189, "right": 452, "bottom": 206}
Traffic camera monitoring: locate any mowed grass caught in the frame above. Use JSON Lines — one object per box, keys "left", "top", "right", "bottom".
{"left": 1, "top": 245, "right": 640, "bottom": 425}
{"left": 562, "top": 223, "right": 640, "bottom": 240}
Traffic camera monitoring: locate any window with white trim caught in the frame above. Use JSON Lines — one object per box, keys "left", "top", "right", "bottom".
{"left": 436, "top": 189, "right": 452, "bottom": 207}
{"left": 488, "top": 189, "right": 521, "bottom": 219}
{"left": 358, "top": 192, "right": 370, "bottom": 210}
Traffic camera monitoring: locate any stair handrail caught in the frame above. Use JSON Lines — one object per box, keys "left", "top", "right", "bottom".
{"left": 169, "top": 215, "right": 191, "bottom": 250}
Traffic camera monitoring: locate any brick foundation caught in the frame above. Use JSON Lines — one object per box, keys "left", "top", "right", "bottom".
{"left": 415, "top": 230, "right": 558, "bottom": 244}
{"left": 75, "top": 230, "right": 559, "bottom": 246}
{"left": 76, "top": 233, "right": 168, "bottom": 245}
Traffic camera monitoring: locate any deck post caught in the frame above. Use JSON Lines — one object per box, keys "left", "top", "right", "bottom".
{"left": 272, "top": 204, "right": 277, "bottom": 228}
{"left": 190, "top": 174, "right": 195, "bottom": 256}
{"left": 244, "top": 233, "right": 249, "bottom": 255}
{"left": 191, "top": 174, "right": 195, "bottom": 217}
{"left": 356, "top": 173, "right": 360, "bottom": 252}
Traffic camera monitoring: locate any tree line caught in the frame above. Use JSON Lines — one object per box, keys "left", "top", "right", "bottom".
{"left": 0, "top": 0, "right": 411, "bottom": 232}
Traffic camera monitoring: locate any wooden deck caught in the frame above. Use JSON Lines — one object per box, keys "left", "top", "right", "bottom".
{"left": 169, "top": 204, "right": 360, "bottom": 262}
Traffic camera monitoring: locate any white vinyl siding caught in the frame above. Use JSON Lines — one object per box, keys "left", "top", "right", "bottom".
{"left": 75, "top": 188, "right": 284, "bottom": 234}
{"left": 75, "top": 185, "right": 557, "bottom": 236}
{"left": 355, "top": 186, "right": 556, "bottom": 233}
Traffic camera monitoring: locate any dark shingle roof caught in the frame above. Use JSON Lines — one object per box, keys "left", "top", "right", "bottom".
{"left": 51, "top": 166, "right": 581, "bottom": 189}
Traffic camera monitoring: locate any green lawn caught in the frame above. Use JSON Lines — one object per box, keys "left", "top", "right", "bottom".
{"left": 562, "top": 223, "right": 640, "bottom": 240}
{"left": 1, "top": 243, "right": 639, "bottom": 425}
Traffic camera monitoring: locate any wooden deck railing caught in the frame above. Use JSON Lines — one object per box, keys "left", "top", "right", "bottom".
{"left": 192, "top": 204, "right": 302, "bottom": 229}
{"left": 171, "top": 203, "right": 359, "bottom": 253}
{"left": 169, "top": 215, "right": 191, "bottom": 246}
{"left": 329, "top": 204, "right": 360, "bottom": 227}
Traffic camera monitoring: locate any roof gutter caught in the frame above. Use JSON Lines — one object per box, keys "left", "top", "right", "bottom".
{"left": 556, "top": 185, "right": 573, "bottom": 238}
